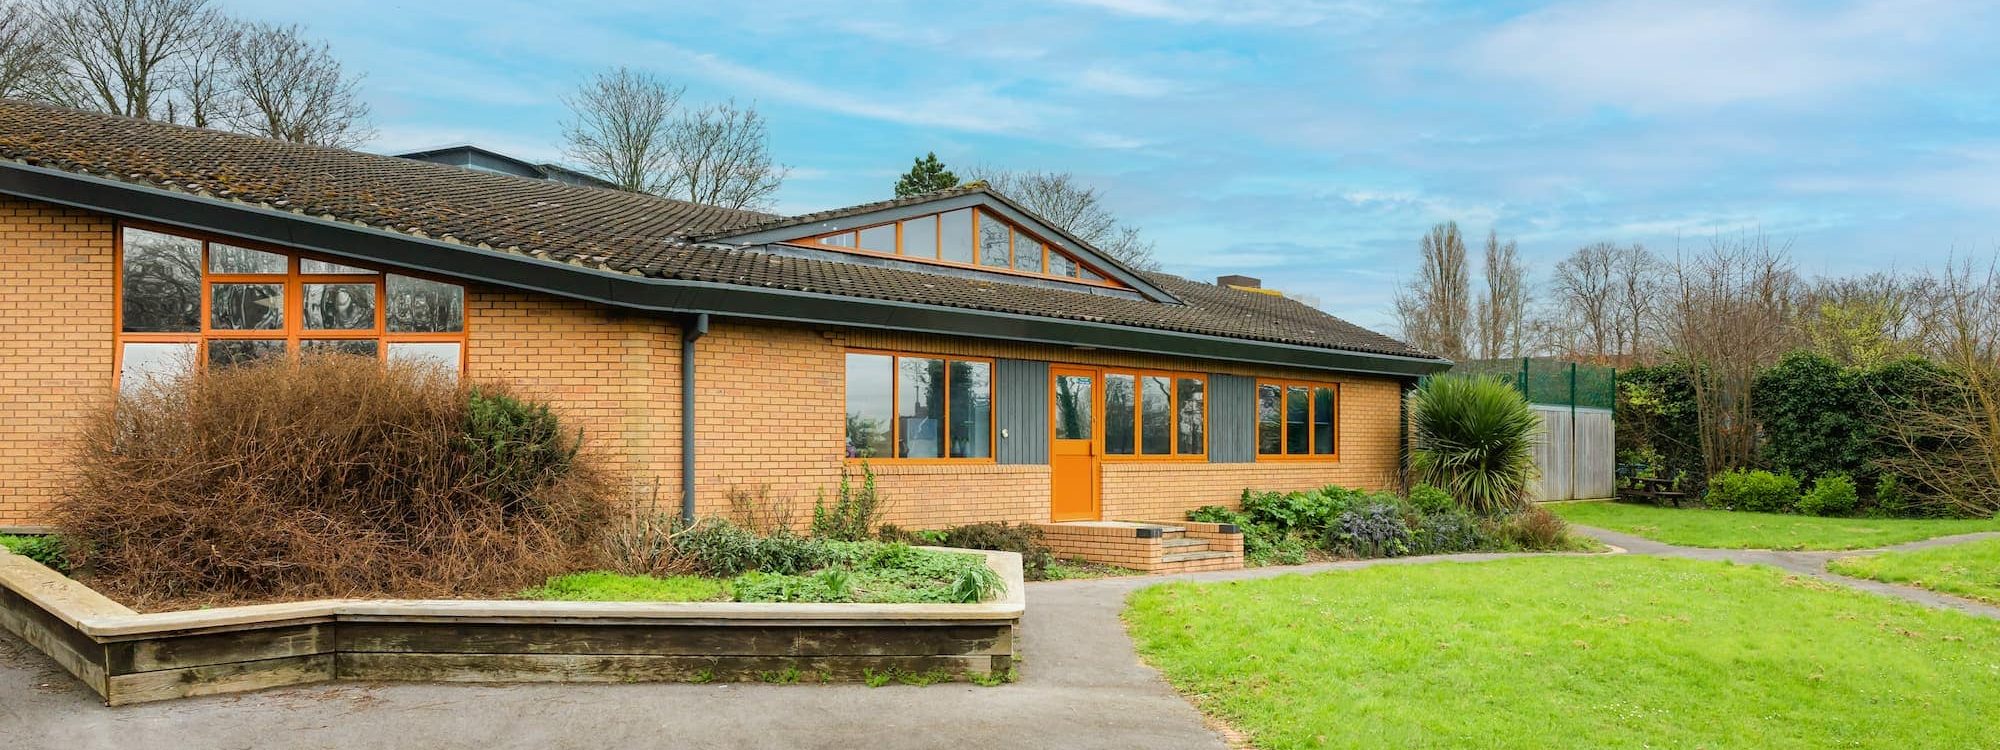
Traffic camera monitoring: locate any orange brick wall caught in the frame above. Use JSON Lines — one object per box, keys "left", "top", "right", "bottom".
{"left": 0, "top": 198, "right": 115, "bottom": 527}
{"left": 0, "top": 196, "right": 1411, "bottom": 530}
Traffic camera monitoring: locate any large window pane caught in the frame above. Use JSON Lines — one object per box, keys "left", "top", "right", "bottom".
{"left": 844, "top": 353, "right": 893, "bottom": 459}
{"left": 303, "top": 339, "right": 378, "bottom": 358}
{"left": 1048, "top": 252, "right": 1079, "bottom": 278}
{"left": 1104, "top": 374, "right": 1136, "bottom": 455}
{"left": 1140, "top": 375, "right": 1172, "bottom": 455}
{"left": 949, "top": 361, "right": 992, "bottom": 459}
{"left": 210, "top": 283, "right": 284, "bottom": 330}
{"left": 119, "top": 342, "right": 196, "bottom": 394}
{"left": 1054, "top": 375, "right": 1093, "bottom": 440}
{"left": 301, "top": 258, "right": 377, "bottom": 274}
{"left": 1286, "top": 386, "right": 1311, "bottom": 455}
{"left": 819, "top": 232, "right": 856, "bottom": 248}
{"left": 304, "top": 283, "right": 376, "bottom": 330}
{"left": 209, "top": 243, "right": 287, "bottom": 274}
{"left": 857, "top": 224, "right": 896, "bottom": 253}
{"left": 896, "top": 357, "right": 945, "bottom": 458}
{"left": 1012, "top": 232, "right": 1041, "bottom": 272}
{"left": 902, "top": 215, "right": 939, "bottom": 259}
{"left": 939, "top": 210, "right": 973, "bottom": 263}
{"left": 1177, "top": 378, "right": 1205, "bottom": 455}
{"left": 121, "top": 228, "right": 201, "bottom": 332}
{"left": 977, "top": 211, "right": 1010, "bottom": 266}
{"left": 386, "top": 275, "right": 464, "bottom": 332}
{"left": 1258, "top": 384, "right": 1282, "bottom": 455}
{"left": 388, "top": 342, "right": 461, "bottom": 374}
{"left": 1313, "top": 386, "right": 1337, "bottom": 455}
{"left": 208, "top": 339, "right": 285, "bottom": 368}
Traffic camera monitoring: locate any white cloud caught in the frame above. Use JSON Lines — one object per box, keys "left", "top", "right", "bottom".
{"left": 1071, "top": 66, "right": 1179, "bottom": 98}
{"left": 1466, "top": 0, "right": 1977, "bottom": 111}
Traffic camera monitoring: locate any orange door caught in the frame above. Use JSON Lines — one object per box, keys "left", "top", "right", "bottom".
{"left": 1050, "top": 367, "right": 1101, "bottom": 521}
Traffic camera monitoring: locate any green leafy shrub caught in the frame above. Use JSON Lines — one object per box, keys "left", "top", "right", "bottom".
{"left": 1328, "top": 503, "right": 1411, "bottom": 558}
{"left": 1873, "top": 474, "right": 1915, "bottom": 518}
{"left": 1408, "top": 509, "right": 1488, "bottom": 555}
{"left": 1797, "top": 474, "right": 1860, "bottom": 517}
{"left": 936, "top": 522, "right": 1055, "bottom": 581}
{"left": 1617, "top": 363, "right": 1707, "bottom": 496}
{"left": 1704, "top": 469, "right": 1802, "bottom": 513}
{"left": 1258, "top": 534, "right": 1310, "bottom": 566}
{"left": 1406, "top": 484, "right": 1457, "bottom": 516}
{"left": 811, "top": 464, "right": 884, "bottom": 541}
{"left": 0, "top": 534, "right": 68, "bottom": 574}
{"left": 671, "top": 519, "right": 837, "bottom": 576}
{"left": 463, "top": 389, "right": 580, "bottom": 512}
{"left": 1409, "top": 375, "right": 1541, "bottom": 515}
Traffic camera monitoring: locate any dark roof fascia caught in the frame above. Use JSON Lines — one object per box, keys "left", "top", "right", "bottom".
{"left": 0, "top": 160, "right": 1448, "bottom": 379}
{"left": 706, "top": 190, "right": 1182, "bottom": 304}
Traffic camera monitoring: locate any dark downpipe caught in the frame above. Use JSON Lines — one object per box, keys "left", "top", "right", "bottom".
{"left": 681, "top": 313, "right": 710, "bottom": 524}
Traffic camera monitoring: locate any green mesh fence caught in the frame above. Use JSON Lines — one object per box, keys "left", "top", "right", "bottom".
{"left": 1445, "top": 357, "right": 1617, "bottom": 410}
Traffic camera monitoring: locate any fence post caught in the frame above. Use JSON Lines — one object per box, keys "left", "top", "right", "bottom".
{"left": 1569, "top": 361, "right": 1578, "bottom": 502}
{"left": 1517, "top": 357, "right": 1528, "bottom": 399}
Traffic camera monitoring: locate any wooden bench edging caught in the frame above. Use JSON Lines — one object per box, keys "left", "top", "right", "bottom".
{"left": 0, "top": 547, "right": 1024, "bottom": 705}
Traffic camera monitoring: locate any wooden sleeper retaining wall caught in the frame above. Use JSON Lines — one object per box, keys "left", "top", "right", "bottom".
{"left": 0, "top": 548, "right": 1023, "bottom": 705}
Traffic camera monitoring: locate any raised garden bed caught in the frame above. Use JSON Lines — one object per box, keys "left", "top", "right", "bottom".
{"left": 0, "top": 546, "right": 1022, "bottom": 705}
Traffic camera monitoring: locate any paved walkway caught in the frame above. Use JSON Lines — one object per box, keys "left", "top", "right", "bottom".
{"left": 3, "top": 531, "right": 1995, "bottom": 749}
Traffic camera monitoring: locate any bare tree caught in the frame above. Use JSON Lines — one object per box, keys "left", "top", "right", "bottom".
{"left": 1877, "top": 259, "right": 2000, "bottom": 517}
{"left": 29, "top": 0, "right": 224, "bottom": 119}
{"left": 1545, "top": 243, "right": 1618, "bottom": 361}
{"left": 0, "top": 2, "right": 56, "bottom": 98}
{"left": 1658, "top": 233, "right": 1799, "bottom": 475}
{"left": 1475, "top": 230, "right": 1528, "bottom": 359}
{"left": 225, "top": 22, "right": 372, "bottom": 147}
{"left": 1610, "top": 243, "right": 1657, "bottom": 361}
{"left": 1795, "top": 273, "right": 1922, "bottom": 367}
{"left": 562, "top": 67, "right": 684, "bottom": 194}
{"left": 165, "top": 16, "right": 240, "bottom": 128}
{"left": 660, "top": 100, "right": 787, "bottom": 210}
{"left": 1393, "top": 222, "right": 1470, "bottom": 359}
{"left": 964, "top": 166, "right": 1158, "bottom": 270}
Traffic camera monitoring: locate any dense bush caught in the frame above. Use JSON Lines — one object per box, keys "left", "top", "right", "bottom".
{"left": 669, "top": 518, "right": 838, "bottom": 577}
{"left": 1873, "top": 474, "right": 1916, "bottom": 518}
{"left": 1704, "top": 469, "right": 1802, "bottom": 513}
{"left": 730, "top": 541, "right": 1001, "bottom": 604}
{"left": 932, "top": 522, "right": 1055, "bottom": 581}
{"left": 1409, "top": 375, "right": 1541, "bottom": 514}
{"left": 1192, "top": 482, "right": 1578, "bottom": 564}
{"left": 60, "top": 355, "right": 615, "bottom": 608}
{"left": 1797, "top": 475, "right": 1860, "bottom": 517}
{"left": 1616, "top": 363, "right": 1705, "bottom": 493}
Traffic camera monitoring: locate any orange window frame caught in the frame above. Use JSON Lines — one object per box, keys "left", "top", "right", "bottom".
{"left": 1100, "top": 368, "right": 1208, "bottom": 461}
{"left": 112, "top": 222, "right": 470, "bottom": 389}
{"left": 1256, "top": 379, "right": 1340, "bottom": 461}
{"left": 843, "top": 348, "right": 997, "bottom": 464}
{"left": 790, "top": 208, "right": 1126, "bottom": 289}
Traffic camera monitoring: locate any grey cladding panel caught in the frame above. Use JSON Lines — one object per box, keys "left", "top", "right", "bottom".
{"left": 1209, "top": 373, "right": 1255, "bottom": 463}
{"left": 996, "top": 359, "right": 1050, "bottom": 465}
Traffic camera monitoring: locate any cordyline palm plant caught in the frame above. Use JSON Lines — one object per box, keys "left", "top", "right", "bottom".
{"left": 1409, "top": 375, "right": 1542, "bottom": 515}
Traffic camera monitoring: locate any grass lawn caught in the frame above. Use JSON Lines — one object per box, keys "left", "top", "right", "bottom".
{"left": 1549, "top": 500, "right": 2000, "bottom": 550}
{"left": 1829, "top": 538, "right": 2000, "bottom": 605}
{"left": 516, "top": 571, "right": 730, "bottom": 602}
{"left": 1125, "top": 556, "right": 2000, "bottom": 749}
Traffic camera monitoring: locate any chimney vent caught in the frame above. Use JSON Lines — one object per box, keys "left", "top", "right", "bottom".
{"left": 1217, "top": 274, "right": 1261, "bottom": 289}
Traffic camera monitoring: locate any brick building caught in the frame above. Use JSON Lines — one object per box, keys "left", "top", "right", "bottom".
{"left": 0, "top": 100, "right": 1446, "bottom": 567}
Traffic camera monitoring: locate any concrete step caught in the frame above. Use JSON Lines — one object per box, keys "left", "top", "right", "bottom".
{"left": 1160, "top": 550, "right": 1235, "bottom": 564}
{"left": 1161, "top": 538, "right": 1208, "bottom": 550}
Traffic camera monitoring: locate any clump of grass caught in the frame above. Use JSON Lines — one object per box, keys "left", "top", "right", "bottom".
{"left": 516, "top": 571, "right": 728, "bottom": 602}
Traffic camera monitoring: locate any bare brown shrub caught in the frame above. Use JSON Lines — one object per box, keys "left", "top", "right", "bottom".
{"left": 57, "top": 354, "right": 616, "bottom": 609}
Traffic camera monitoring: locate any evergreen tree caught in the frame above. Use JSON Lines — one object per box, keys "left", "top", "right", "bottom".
{"left": 894, "top": 152, "right": 959, "bottom": 197}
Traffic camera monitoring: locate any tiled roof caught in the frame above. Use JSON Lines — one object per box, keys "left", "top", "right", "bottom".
{"left": 0, "top": 99, "right": 1438, "bottom": 361}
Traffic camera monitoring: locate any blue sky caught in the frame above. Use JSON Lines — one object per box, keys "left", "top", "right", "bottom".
{"left": 217, "top": 0, "right": 2000, "bottom": 331}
